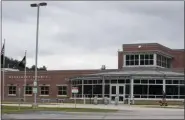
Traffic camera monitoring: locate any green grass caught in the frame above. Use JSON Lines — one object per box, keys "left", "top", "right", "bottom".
{"left": 134, "top": 100, "right": 184, "bottom": 105}
{"left": 1, "top": 105, "right": 117, "bottom": 114}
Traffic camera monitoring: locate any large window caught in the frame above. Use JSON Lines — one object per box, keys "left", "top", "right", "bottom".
{"left": 25, "top": 86, "right": 32, "bottom": 95}
{"left": 40, "top": 86, "right": 49, "bottom": 95}
{"left": 125, "top": 54, "right": 154, "bottom": 66}
{"left": 134, "top": 85, "right": 148, "bottom": 98}
{"left": 58, "top": 86, "right": 67, "bottom": 95}
{"left": 8, "top": 85, "right": 16, "bottom": 95}
{"left": 157, "top": 54, "right": 171, "bottom": 68}
{"left": 126, "top": 55, "right": 139, "bottom": 65}
{"left": 140, "top": 54, "right": 153, "bottom": 65}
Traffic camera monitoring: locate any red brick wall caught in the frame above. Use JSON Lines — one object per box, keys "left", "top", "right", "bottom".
{"left": 122, "top": 43, "right": 171, "bottom": 54}
{"left": 170, "top": 50, "right": 185, "bottom": 69}
{"left": 120, "top": 43, "right": 184, "bottom": 69}
{"left": 118, "top": 51, "right": 123, "bottom": 69}
{"left": 2, "top": 70, "right": 100, "bottom": 101}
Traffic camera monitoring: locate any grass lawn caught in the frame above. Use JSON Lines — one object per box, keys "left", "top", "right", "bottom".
{"left": 1, "top": 105, "right": 117, "bottom": 114}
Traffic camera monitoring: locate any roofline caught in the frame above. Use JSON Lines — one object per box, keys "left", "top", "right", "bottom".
{"left": 122, "top": 43, "right": 184, "bottom": 50}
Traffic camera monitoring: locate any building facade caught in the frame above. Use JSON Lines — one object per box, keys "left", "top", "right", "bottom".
{"left": 1, "top": 43, "right": 184, "bottom": 104}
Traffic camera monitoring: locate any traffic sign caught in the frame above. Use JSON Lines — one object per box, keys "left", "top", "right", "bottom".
{"left": 33, "top": 88, "right": 38, "bottom": 93}
{"left": 72, "top": 87, "right": 78, "bottom": 94}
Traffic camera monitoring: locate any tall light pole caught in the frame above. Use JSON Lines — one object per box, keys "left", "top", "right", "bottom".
{"left": 30, "top": 2, "right": 47, "bottom": 107}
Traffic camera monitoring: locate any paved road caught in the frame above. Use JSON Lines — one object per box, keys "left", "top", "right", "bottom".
{"left": 2, "top": 109, "right": 184, "bottom": 119}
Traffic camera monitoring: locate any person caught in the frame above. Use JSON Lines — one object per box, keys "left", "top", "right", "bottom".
{"left": 161, "top": 91, "right": 167, "bottom": 106}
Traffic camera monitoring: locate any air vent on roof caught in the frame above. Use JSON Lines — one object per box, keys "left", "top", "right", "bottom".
{"left": 138, "top": 45, "right": 142, "bottom": 48}
{"left": 101, "top": 65, "right": 106, "bottom": 70}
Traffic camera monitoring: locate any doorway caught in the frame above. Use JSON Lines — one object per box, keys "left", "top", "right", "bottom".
{"left": 110, "top": 84, "right": 125, "bottom": 103}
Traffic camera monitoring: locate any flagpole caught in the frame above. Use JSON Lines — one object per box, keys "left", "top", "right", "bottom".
{"left": 24, "top": 50, "right": 27, "bottom": 102}
{"left": 2, "top": 39, "right": 6, "bottom": 101}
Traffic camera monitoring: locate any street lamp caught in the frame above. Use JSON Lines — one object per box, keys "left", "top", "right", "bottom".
{"left": 30, "top": 2, "right": 47, "bottom": 108}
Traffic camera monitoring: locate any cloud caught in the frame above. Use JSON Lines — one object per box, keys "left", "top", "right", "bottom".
{"left": 2, "top": 1, "right": 184, "bottom": 70}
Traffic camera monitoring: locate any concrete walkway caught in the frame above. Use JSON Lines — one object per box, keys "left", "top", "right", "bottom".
{"left": 2, "top": 103, "right": 184, "bottom": 112}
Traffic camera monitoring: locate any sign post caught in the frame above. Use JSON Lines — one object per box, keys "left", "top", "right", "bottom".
{"left": 18, "top": 88, "right": 21, "bottom": 110}
{"left": 72, "top": 87, "right": 78, "bottom": 108}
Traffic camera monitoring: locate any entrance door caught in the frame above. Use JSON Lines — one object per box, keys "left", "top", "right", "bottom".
{"left": 110, "top": 84, "right": 125, "bottom": 103}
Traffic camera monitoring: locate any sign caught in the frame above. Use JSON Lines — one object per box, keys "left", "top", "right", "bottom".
{"left": 33, "top": 81, "right": 37, "bottom": 86}
{"left": 72, "top": 87, "right": 78, "bottom": 94}
{"left": 33, "top": 88, "right": 38, "bottom": 93}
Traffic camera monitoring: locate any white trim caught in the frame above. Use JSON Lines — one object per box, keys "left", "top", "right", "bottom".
{"left": 39, "top": 95, "right": 49, "bottom": 97}
{"left": 56, "top": 84, "right": 68, "bottom": 86}
{"left": 24, "top": 94, "right": 32, "bottom": 96}
{"left": 57, "top": 95, "right": 68, "bottom": 97}
{"left": 8, "top": 94, "right": 16, "bottom": 96}
{"left": 123, "top": 65, "right": 155, "bottom": 68}
{"left": 123, "top": 55, "right": 126, "bottom": 66}
{"left": 154, "top": 53, "right": 157, "bottom": 66}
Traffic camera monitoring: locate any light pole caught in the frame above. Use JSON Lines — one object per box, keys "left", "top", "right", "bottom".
{"left": 30, "top": 2, "right": 47, "bottom": 108}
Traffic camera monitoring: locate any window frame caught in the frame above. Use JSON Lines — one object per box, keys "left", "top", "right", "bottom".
{"left": 8, "top": 85, "right": 16, "bottom": 96}
{"left": 40, "top": 86, "right": 50, "bottom": 96}
{"left": 57, "top": 85, "right": 68, "bottom": 96}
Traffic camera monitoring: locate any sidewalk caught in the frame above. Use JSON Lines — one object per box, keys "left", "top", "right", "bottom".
{"left": 2, "top": 103, "right": 184, "bottom": 112}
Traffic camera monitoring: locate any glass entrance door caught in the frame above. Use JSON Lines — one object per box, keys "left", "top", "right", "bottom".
{"left": 110, "top": 84, "right": 125, "bottom": 103}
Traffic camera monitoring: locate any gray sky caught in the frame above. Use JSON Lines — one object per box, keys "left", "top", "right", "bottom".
{"left": 2, "top": 1, "right": 184, "bottom": 70}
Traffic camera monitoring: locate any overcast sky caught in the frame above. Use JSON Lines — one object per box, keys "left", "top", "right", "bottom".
{"left": 2, "top": 1, "right": 184, "bottom": 70}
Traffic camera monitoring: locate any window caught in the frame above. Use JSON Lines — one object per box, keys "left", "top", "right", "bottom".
{"left": 125, "top": 54, "right": 139, "bottom": 66}
{"left": 173, "top": 80, "right": 179, "bottom": 84}
{"left": 156, "top": 80, "right": 163, "bottom": 84}
{"left": 141, "top": 80, "right": 148, "bottom": 84}
{"left": 156, "top": 54, "right": 171, "bottom": 68}
{"left": 8, "top": 85, "right": 16, "bottom": 95}
{"left": 25, "top": 86, "right": 32, "bottom": 95}
{"left": 125, "top": 53, "right": 154, "bottom": 66}
{"left": 149, "top": 80, "right": 155, "bottom": 84}
{"left": 58, "top": 86, "right": 67, "bottom": 95}
{"left": 40, "top": 86, "right": 49, "bottom": 95}
{"left": 166, "top": 80, "right": 172, "bottom": 84}
{"left": 134, "top": 79, "right": 140, "bottom": 83}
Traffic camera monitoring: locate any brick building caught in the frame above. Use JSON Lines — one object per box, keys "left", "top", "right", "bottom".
{"left": 1, "top": 43, "right": 184, "bottom": 104}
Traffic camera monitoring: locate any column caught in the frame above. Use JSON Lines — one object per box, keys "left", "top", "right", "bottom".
{"left": 123, "top": 55, "right": 126, "bottom": 67}
{"left": 130, "top": 78, "right": 134, "bottom": 104}
{"left": 102, "top": 76, "right": 105, "bottom": 98}
{"left": 154, "top": 53, "right": 157, "bottom": 66}
{"left": 163, "top": 78, "right": 166, "bottom": 92}
{"left": 82, "top": 80, "right": 84, "bottom": 98}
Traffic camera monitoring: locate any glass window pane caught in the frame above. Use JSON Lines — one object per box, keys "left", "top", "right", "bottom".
{"left": 166, "top": 80, "right": 172, "bottom": 84}
{"left": 135, "top": 55, "right": 139, "bottom": 60}
{"left": 149, "top": 54, "right": 153, "bottom": 59}
{"left": 140, "top": 60, "right": 144, "bottom": 65}
{"left": 156, "top": 80, "right": 163, "bottom": 84}
{"left": 131, "top": 55, "right": 134, "bottom": 60}
{"left": 173, "top": 80, "right": 179, "bottom": 84}
{"left": 126, "top": 55, "right": 129, "bottom": 60}
{"left": 145, "top": 54, "right": 149, "bottom": 59}
{"left": 149, "top": 60, "right": 154, "bottom": 65}
{"left": 134, "top": 79, "right": 140, "bottom": 83}
{"left": 111, "top": 86, "right": 116, "bottom": 94}
{"left": 141, "top": 80, "right": 148, "bottom": 84}
{"left": 149, "top": 80, "right": 155, "bottom": 84}
{"left": 140, "top": 55, "right": 144, "bottom": 59}
{"left": 126, "top": 61, "right": 130, "bottom": 65}
{"left": 135, "top": 60, "right": 139, "bottom": 65}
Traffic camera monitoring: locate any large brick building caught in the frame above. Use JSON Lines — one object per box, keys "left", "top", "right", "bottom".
{"left": 1, "top": 43, "right": 184, "bottom": 104}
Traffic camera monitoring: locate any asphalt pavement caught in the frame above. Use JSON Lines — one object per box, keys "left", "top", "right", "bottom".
{"left": 2, "top": 103, "right": 184, "bottom": 119}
